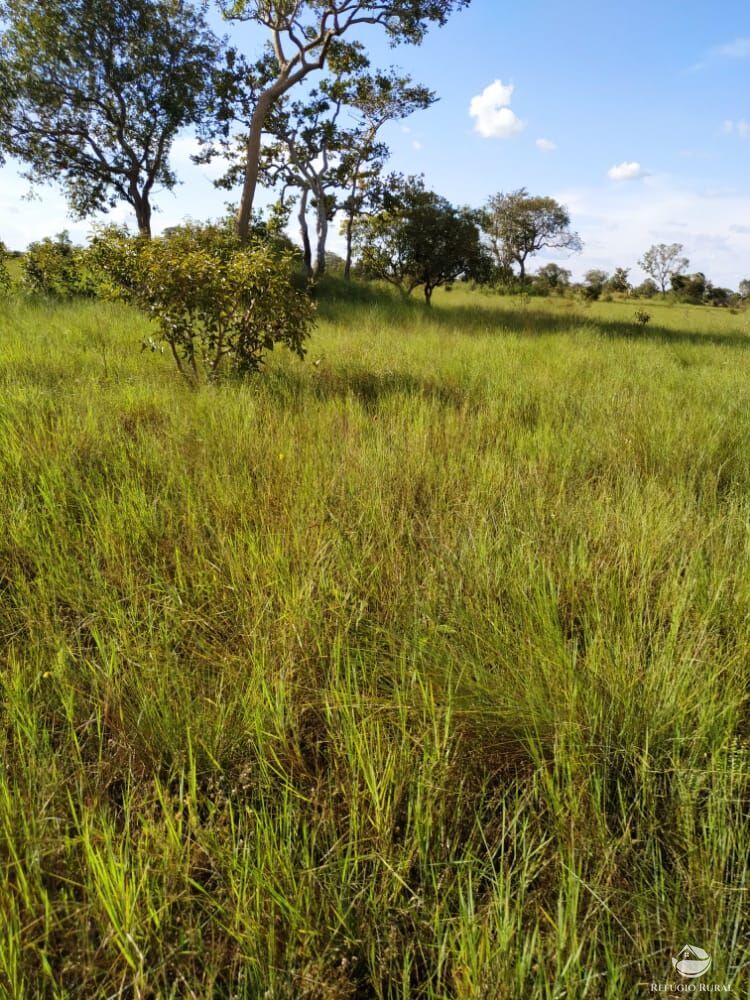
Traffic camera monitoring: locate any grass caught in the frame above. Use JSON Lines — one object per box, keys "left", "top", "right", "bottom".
{"left": 1, "top": 284, "right": 749, "bottom": 997}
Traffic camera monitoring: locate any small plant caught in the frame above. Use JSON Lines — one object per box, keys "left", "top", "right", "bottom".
{"left": 92, "top": 223, "right": 315, "bottom": 383}
{"left": 634, "top": 309, "right": 651, "bottom": 327}
{"left": 22, "top": 231, "right": 96, "bottom": 297}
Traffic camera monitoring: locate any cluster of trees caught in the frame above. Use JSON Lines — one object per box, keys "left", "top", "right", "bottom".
{"left": 513, "top": 243, "right": 747, "bottom": 308}
{"left": 1, "top": 0, "right": 746, "bottom": 325}
{"left": 0, "top": 0, "right": 470, "bottom": 255}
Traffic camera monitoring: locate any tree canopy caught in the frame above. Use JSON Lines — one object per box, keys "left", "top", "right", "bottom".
{"left": 254, "top": 45, "right": 434, "bottom": 277}
{"left": 217, "top": 0, "right": 471, "bottom": 239}
{"left": 0, "top": 0, "right": 219, "bottom": 236}
{"left": 353, "top": 176, "right": 489, "bottom": 304}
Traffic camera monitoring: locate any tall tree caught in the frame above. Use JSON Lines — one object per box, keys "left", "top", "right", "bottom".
{"left": 638, "top": 243, "right": 689, "bottom": 296}
{"left": 353, "top": 175, "right": 490, "bottom": 305}
{"left": 337, "top": 66, "right": 434, "bottom": 278}
{"left": 481, "top": 188, "right": 582, "bottom": 283}
{"left": 0, "top": 0, "right": 218, "bottom": 236}
{"left": 217, "top": 0, "right": 471, "bottom": 241}
{"left": 257, "top": 50, "right": 434, "bottom": 278}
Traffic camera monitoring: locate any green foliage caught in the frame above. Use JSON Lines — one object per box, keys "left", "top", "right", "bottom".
{"left": 21, "top": 232, "right": 96, "bottom": 297}
{"left": 0, "top": 0, "right": 219, "bottom": 235}
{"left": 0, "top": 241, "right": 10, "bottom": 295}
{"left": 533, "top": 262, "right": 572, "bottom": 294}
{"left": 671, "top": 271, "right": 707, "bottom": 305}
{"left": 582, "top": 268, "right": 608, "bottom": 301}
{"left": 353, "top": 176, "right": 490, "bottom": 304}
{"left": 634, "top": 308, "right": 651, "bottom": 326}
{"left": 92, "top": 223, "right": 315, "bottom": 382}
{"left": 606, "top": 266, "right": 630, "bottom": 294}
{"left": 635, "top": 277, "right": 659, "bottom": 299}
{"left": 218, "top": 0, "right": 471, "bottom": 237}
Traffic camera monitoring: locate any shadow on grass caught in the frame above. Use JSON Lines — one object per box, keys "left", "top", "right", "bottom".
{"left": 266, "top": 364, "right": 477, "bottom": 411}
{"left": 315, "top": 279, "right": 750, "bottom": 351}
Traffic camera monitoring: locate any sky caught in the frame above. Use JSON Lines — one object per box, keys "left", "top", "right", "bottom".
{"left": 1, "top": 0, "right": 749, "bottom": 287}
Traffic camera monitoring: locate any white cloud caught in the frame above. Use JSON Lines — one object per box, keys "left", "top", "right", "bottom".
{"left": 713, "top": 37, "right": 750, "bottom": 59}
{"left": 412, "top": 140, "right": 423, "bottom": 151}
{"left": 551, "top": 176, "right": 750, "bottom": 288}
{"left": 608, "top": 161, "right": 646, "bottom": 182}
{"left": 536, "top": 138, "right": 557, "bottom": 153}
{"left": 469, "top": 80, "right": 525, "bottom": 139}
{"left": 723, "top": 118, "right": 750, "bottom": 138}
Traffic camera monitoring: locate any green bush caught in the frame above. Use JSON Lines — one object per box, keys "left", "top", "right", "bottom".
{"left": 91, "top": 222, "right": 315, "bottom": 383}
{"left": 0, "top": 241, "right": 11, "bottom": 295}
{"left": 22, "top": 231, "right": 96, "bottom": 297}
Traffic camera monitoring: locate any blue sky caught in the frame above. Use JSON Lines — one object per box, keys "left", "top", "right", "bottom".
{"left": 1, "top": 0, "right": 749, "bottom": 286}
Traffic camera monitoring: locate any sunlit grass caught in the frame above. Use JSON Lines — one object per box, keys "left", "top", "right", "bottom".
{"left": 1, "top": 286, "right": 749, "bottom": 997}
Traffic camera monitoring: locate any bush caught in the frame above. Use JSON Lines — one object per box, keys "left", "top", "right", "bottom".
{"left": 91, "top": 223, "right": 315, "bottom": 383}
{"left": 22, "top": 231, "right": 96, "bottom": 297}
{"left": 0, "top": 241, "right": 10, "bottom": 295}
{"left": 634, "top": 278, "right": 659, "bottom": 299}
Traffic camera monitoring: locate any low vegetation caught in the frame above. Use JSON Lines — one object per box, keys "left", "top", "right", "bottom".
{"left": 1, "top": 284, "right": 749, "bottom": 996}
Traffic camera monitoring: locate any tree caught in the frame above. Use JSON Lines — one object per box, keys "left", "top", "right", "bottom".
{"left": 534, "top": 263, "right": 571, "bottom": 294}
{"left": 256, "top": 47, "right": 434, "bottom": 278}
{"left": 670, "top": 271, "right": 706, "bottom": 305}
{"left": 582, "top": 269, "right": 608, "bottom": 301}
{"left": 217, "top": 0, "right": 471, "bottom": 241}
{"left": 335, "top": 64, "right": 435, "bottom": 279}
{"left": 0, "top": 0, "right": 218, "bottom": 237}
{"left": 353, "top": 176, "right": 489, "bottom": 305}
{"left": 638, "top": 243, "right": 689, "bottom": 297}
{"left": 635, "top": 278, "right": 659, "bottom": 299}
{"left": 739, "top": 279, "right": 750, "bottom": 301}
{"left": 607, "top": 267, "right": 630, "bottom": 294}
{"left": 481, "top": 189, "right": 582, "bottom": 283}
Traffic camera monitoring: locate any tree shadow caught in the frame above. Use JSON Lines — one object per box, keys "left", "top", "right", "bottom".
{"left": 266, "top": 364, "right": 474, "bottom": 411}
{"left": 423, "top": 298, "right": 750, "bottom": 350}
{"left": 315, "top": 280, "right": 750, "bottom": 351}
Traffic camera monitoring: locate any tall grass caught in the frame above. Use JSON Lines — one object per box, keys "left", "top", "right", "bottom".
{"left": 1, "top": 287, "right": 749, "bottom": 997}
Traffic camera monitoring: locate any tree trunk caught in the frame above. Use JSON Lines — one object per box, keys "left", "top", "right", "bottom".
{"left": 344, "top": 208, "right": 355, "bottom": 281}
{"left": 424, "top": 284, "right": 433, "bottom": 307}
{"left": 236, "top": 91, "right": 275, "bottom": 242}
{"left": 518, "top": 258, "right": 526, "bottom": 284}
{"left": 313, "top": 196, "right": 328, "bottom": 279}
{"left": 298, "top": 188, "right": 312, "bottom": 277}
{"left": 130, "top": 189, "right": 152, "bottom": 238}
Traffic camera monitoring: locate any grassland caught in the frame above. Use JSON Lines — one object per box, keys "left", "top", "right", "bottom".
{"left": 1, "top": 284, "right": 749, "bottom": 997}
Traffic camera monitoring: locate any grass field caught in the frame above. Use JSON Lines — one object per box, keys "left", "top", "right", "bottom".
{"left": 1, "top": 284, "right": 749, "bottom": 997}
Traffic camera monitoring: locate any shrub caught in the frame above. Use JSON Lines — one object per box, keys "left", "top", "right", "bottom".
{"left": 634, "top": 309, "right": 651, "bottom": 327}
{"left": 22, "top": 231, "right": 96, "bottom": 297}
{"left": 86, "top": 224, "right": 147, "bottom": 301}
{"left": 0, "top": 241, "right": 10, "bottom": 295}
{"left": 91, "top": 223, "right": 315, "bottom": 383}
{"left": 634, "top": 278, "right": 659, "bottom": 299}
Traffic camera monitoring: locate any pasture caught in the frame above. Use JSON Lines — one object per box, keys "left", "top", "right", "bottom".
{"left": 1, "top": 286, "right": 749, "bottom": 997}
